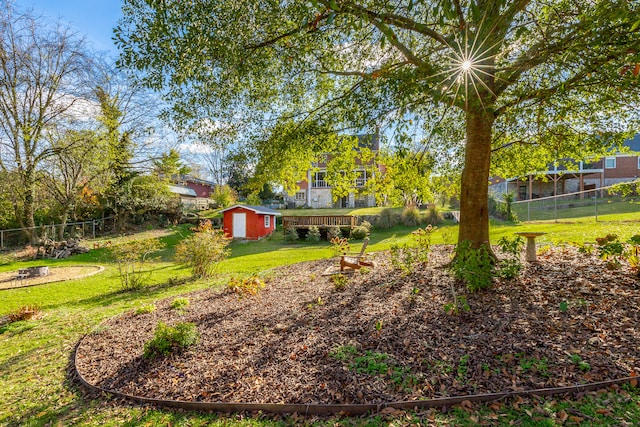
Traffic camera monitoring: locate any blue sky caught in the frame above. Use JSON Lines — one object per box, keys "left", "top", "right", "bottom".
{"left": 14, "top": 0, "right": 123, "bottom": 57}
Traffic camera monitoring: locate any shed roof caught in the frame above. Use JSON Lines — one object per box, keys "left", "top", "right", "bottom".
{"left": 219, "top": 204, "right": 282, "bottom": 216}
{"left": 168, "top": 185, "right": 197, "bottom": 197}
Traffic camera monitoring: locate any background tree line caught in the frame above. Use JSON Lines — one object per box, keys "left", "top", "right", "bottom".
{"left": 0, "top": 4, "right": 191, "bottom": 238}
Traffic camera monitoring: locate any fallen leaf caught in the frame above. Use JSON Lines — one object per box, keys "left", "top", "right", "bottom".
{"left": 460, "top": 400, "right": 473, "bottom": 409}
{"left": 557, "top": 410, "right": 568, "bottom": 422}
{"left": 379, "top": 407, "right": 403, "bottom": 415}
{"left": 489, "top": 402, "right": 502, "bottom": 411}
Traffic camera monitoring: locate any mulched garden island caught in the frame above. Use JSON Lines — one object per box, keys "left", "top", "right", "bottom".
{"left": 75, "top": 245, "right": 639, "bottom": 408}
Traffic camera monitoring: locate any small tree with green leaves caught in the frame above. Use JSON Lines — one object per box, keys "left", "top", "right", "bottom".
{"left": 175, "top": 220, "right": 231, "bottom": 278}
{"left": 245, "top": 191, "right": 262, "bottom": 206}
{"left": 109, "top": 238, "right": 165, "bottom": 290}
{"left": 209, "top": 184, "right": 237, "bottom": 208}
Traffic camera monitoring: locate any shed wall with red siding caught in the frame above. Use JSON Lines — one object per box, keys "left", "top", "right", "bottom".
{"left": 222, "top": 206, "right": 276, "bottom": 240}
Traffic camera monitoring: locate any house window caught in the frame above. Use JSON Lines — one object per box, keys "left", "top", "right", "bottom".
{"left": 605, "top": 157, "right": 616, "bottom": 169}
{"left": 264, "top": 215, "right": 270, "bottom": 228}
{"left": 295, "top": 191, "right": 305, "bottom": 201}
{"left": 355, "top": 170, "right": 366, "bottom": 187}
{"left": 638, "top": 157, "right": 640, "bottom": 169}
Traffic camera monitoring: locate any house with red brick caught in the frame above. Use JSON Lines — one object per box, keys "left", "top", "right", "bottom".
{"left": 220, "top": 204, "right": 281, "bottom": 240}
{"left": 489, "top": 134, "right": 640, "bottom": 200}
{"left": 169, "top": 175, "right": 217, "bottom": 210}
{"left": 285, "top": 133, "right": 382, "bottom": 209}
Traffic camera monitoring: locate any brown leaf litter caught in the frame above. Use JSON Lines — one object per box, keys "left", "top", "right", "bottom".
{"left": 75, "top": 246, "right": 639, "bottom": 405}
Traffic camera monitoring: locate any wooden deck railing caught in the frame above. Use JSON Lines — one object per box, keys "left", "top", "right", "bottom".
{"left": 282, "top": 215, "right": 359, "bottom": 229}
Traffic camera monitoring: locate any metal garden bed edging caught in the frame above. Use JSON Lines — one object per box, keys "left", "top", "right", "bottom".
{"left": 73, "top": 335, "right": 637, "bottom": 416}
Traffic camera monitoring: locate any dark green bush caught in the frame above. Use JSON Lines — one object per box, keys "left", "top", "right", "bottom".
{"left": 350, "top": 225, "right": 369, "bottom": 239}
{"left": 488, "top": 194, "right": 517, "bottom": 222}
{"left": 143, "top": 322, "right": 199, "bottom": 359}
{"left": 284, "top": 224, "right": 299, "bottom": 241}
{"left": 306, "top": 225, "right": 321, "bottom": 242}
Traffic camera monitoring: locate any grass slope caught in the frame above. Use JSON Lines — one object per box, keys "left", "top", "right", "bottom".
{"left": 1, "top": 215, "right": 639, "bottom": 426}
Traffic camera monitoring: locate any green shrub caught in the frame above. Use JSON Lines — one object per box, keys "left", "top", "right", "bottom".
{"left": 444, "top": 294, "right": 470, "bottom": 315}
{"left": 375, "top": 208, "right": 397, "bottom": 229}
{"left": 575, "top": 242, "right": 594, "bottom": 255}
{"left": 411, "top": 225, "right": 435, "bottom": 263}
{"left": 596, "top": 234, "right": 625, "bottom": 269}
{"left": 109, "top": 238, "right": 165, "bottom": 290}
{"left": 401, "top": 206, "right": 421, "bottom": 227}
{"left": 496, "top": 236, "right": 524, "bottom": 280}
{"left": 170, "top": 297, "right": 190, "bottom": 311}
{"left": 175, "top": 220, "right": 231, "bottom": 279}
{"left": 209, "top": 184, "right": 237, "bottom": 208}
{"left": 350, "top": 225, "right": 369, "bottom": 239}
{"left": 450, "top": 241, "right": 494, "bottom": 292}
{"left": 284, "top": 224, "right": 299, "bottom": 241}
{"left": 330, "top": 273, "right": 350, "bottom": 291}
{"left": 245, "top": 191, "right": 262, "bottom": 206}
{"left": 143, "top": 322, "right": 199, "bottom": 359}
{"left": 226, "top": 276, "right": 266, "bottom": 297}
{"left": 306, "top": 225, "right": 321, "bottom": 242}
{"left": 390, "top": 244, "right": 415, "bottom": 275}
{"left": 488, "top": 194, "right": 517, "bottom": 222}
{"left": 135, "top": 304, "right": 156, "bottom": 315}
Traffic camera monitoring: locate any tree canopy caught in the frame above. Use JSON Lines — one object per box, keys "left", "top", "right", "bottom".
{"left": 116, "top": 0, "right": 640, "bottom": 248}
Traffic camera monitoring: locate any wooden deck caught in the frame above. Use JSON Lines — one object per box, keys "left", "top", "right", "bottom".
{"left": 282, "top": 215, "right": 359, "bottom": 230}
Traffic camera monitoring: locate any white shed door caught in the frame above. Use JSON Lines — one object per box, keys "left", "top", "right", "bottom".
{"left": 232, "top": 213, "right": 246, "bottom": 238}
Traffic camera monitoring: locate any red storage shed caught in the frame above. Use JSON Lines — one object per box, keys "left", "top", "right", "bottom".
{"left": 220, "top": 204, "right": 281, "bottom": 240}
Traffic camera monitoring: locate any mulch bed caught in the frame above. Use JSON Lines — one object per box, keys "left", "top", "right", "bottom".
{"left": 75, "top": 246, "right": 639, "bottom": 405}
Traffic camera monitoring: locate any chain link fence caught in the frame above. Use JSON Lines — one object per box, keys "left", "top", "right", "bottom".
{"left": 0, "top": 217, "right": 115, "bottom": 250}
{"left": 503, "top": 182, "right": 639, "bottom": 222}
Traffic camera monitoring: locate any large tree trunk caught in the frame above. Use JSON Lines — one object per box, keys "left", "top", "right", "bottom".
{"left": 59, "top": 207, "right": 70, "bottom": 240}
{"left": 458, "top": 108, "right": 494, "bottom": 249}
{"left": 22, "top": 168, "right": 37, "bottom": 242}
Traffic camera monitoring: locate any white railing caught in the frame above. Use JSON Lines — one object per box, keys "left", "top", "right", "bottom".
{"left": 312, "top": 180, "right": 330, "bottom": 188}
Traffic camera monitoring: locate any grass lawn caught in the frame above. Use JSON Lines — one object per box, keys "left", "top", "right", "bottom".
{"left": 1, "top": 215, "right": 639, "bottom": 426}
